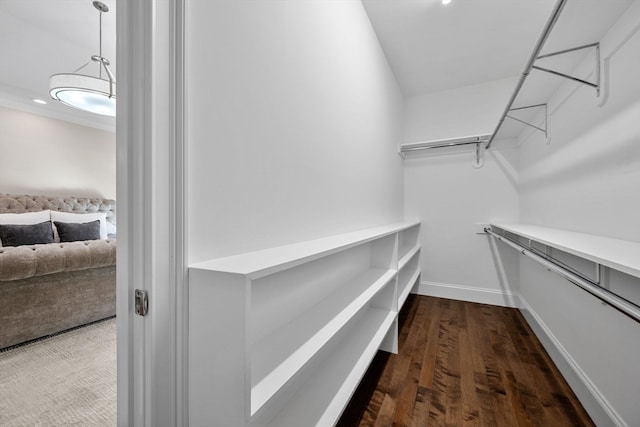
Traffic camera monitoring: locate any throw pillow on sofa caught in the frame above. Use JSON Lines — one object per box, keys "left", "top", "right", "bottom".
{"left": 50, "top": 211, "right": 108, "bottom": 241}
{"left": 0, "top": 221, "right": 55, "bottom": 247}
{"left": 54, "top": 220, "right": 101, "bottom": 242}
{"left": 0, "top": 210, "right": 51, "bottom": 247}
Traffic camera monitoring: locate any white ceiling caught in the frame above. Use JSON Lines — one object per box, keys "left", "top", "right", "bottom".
{"left": 361, "top": 0, "right": 557, "bottom": 97}
{"left": 0, "top": 0, "right": 116, "bottom": 131}
{"left": 492, "top": 0, "right": 635, "bottom": 140}
{"left": 0, "top": 0, "right": 634, "bottom": 133}
{"left": 363, "top": 0, "right": 635, "bottom": 143}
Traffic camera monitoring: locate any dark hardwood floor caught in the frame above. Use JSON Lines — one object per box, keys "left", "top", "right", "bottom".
{"left": 337, "top": 295, "right": 594, "bottom": 427}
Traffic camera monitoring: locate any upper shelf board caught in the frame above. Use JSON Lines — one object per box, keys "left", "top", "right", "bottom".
{"left": 190, "top": 221, "right": 420, "bottom": 279}
{"left": 491, "top": 223, "right": 640, "bottom": 279}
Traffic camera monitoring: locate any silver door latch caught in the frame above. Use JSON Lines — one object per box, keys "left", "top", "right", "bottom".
{"left": 135, "top": 289, "right": 148, "bottom": 316}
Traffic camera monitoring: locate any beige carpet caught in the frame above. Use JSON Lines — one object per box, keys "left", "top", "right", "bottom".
{"left": 0, "top": 318, "right": 116, "bottom": 426}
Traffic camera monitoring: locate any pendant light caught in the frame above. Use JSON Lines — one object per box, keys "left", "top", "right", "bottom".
{"left": 49, "top": 1, "right": 116, "bottom": 117}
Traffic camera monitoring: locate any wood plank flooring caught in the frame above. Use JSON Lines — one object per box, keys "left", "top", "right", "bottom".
{"left": 337, "top": 295, "right": 594, "bottom": 427}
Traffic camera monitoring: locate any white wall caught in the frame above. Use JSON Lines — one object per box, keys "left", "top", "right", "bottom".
{"left": 518, "top": 11, "right": 640, "bottom": 242}
{"left": 186, "top": 0, "right": 404, "bottom": 263}
{"left": 405, "top": 77, "right": 515, "bottom": 143}
{"left": 403, "top": 78, "right": 521, "bottom": 305}
{"left": 515, "top": 3, "right": 640, "bottom": 425}
{"left": 0, "top": 106, "right": 116, "bottom": 199}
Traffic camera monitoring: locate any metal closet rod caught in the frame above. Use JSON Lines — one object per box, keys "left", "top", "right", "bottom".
{"left": 485, "top": 227, "right": 640, "bottom": 324}
{"left": 486, "top": 0, "right": 569, "bottom": 149}
{"left": 400, "top": 134, "right": 490, "bottom": 153}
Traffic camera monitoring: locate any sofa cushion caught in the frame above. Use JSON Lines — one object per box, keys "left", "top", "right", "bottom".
{"left": 0, "top": 221, "right": 54, "bottom": 247}
{"left": 54, "top": 220, "right": 101, "bottom": 242}
{"left": 0, "top": 239, "right": 116, "bottom": 281}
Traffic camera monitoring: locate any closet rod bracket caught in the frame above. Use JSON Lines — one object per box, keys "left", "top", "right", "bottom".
{"left": 505, "top": 103, "right": 548, "bottom": 139}
{"left": 533, "top": 42, "right": 600, "bottom": 96}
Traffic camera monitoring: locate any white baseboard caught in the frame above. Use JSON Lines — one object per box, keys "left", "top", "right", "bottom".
{"left": 414, "top": 280, "right": 626, "bottom": 426}
{"left": 416, "top": 280, "right": 520, "bottom": 308}
{"left": 518, "top": 298, "right": 626, "bottom": 427}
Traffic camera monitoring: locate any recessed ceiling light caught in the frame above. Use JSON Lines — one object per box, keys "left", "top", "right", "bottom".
{"left": 33, "top": 99, "right": 47, "bottom": 105}
{"left": 442, "top": 0, "right": 452, "bottom": 4}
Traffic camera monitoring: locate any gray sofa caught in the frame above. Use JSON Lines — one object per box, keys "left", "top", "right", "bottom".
{"left": 0, "top": 194, "right": 116, "bottom": 349}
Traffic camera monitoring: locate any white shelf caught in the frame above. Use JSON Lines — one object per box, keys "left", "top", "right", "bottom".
{"left": 398, "top": 247, "right": 420, "bottom": 310}
{"left": 398, "top": 223, "right": 420, "bottom": 267}
{"left": 191, "top": 221, "right": 420, "bottom": 279}
{"left": 265, "top": 309, "right": 397, "bottom": 427}
{"left": 399, "top": 268, "right": 420, "bottom": 310}
{"left": 249, "top": 244, "right": 376, "bottom": 343}
{"left": 491, "top": 223, "right": 640, "bottom": 279}
{"left": 398, "top": 243, "right": 420, "bottom": 270}
{"left": 251, "top": 268, "right": 396, "bottom": 415}
{"left": 188, "top": 221, "right": 421, "bottom": 426}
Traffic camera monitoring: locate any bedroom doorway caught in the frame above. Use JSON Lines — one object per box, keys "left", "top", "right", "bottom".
{"left": 1, "top": 0, "right": 186, "bottom": 422}
{"left": 0, "top": 1, "right": 118, "bottom": 425}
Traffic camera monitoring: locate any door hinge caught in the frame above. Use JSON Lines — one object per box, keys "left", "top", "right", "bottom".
{"left": 135, "top": 289, "right": 149, "bottom": 316}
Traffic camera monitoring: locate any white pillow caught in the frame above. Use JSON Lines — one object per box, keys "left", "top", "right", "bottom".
{"left": 106, "top": 221, "right": 117, "bottom": 236}
{"left": 50, "top": 211, "right": 108, "bottom": 241}
{"left": 0, "top": 210, "right": 51, "bottom": 225}
{"left": 0, "top": 211, "right": 51, "bottom": 247}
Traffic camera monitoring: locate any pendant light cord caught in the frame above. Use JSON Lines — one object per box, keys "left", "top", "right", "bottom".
{"left": 98, "top": 8, "right": 103, "bottom": 79}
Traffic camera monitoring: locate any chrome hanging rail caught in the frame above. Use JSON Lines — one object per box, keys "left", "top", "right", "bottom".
{"left": 399, "top": 134, "right": 490, "bottom": 157}
{"left": 485, "top": 227, "right": 640, "bottom": 324}
{"left": 486, "top": 0, "right": 568, "bottom": 149}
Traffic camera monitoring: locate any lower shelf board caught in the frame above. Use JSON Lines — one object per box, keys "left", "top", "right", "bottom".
{"left": 398, "top": 244, "right": 420, "bottom": 271}
{"left": 398, "top": 268, "right": 420, "bottom": 310}
{"left": 255, "top": 308, "right": 397, "bottom": 427}
{"left": 250, "top": 268, "right": 396, "bottom": 416}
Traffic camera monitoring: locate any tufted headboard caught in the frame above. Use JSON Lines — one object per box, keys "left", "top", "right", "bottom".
{"left": 0, "top": 193, "right": 116, "bottom": 225}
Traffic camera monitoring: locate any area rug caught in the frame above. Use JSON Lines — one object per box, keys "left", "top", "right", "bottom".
{"left": 0, "top": 318, "right": 116, "bottom": 426}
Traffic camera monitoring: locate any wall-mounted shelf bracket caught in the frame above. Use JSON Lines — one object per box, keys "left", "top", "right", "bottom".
{"left": 532, "top": 42, "right": 600, "bottom": 96}
{"left": 472, "top": 142, "right": 484, "bottom": 169}
{"left": 505, "top": 103, "right": 548, "bottom": 138}
{"left": 596, "top": 263, "right": 606, "bottom": 287}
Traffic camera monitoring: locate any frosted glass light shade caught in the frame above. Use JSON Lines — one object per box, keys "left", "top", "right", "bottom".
{"left": 49, "top": 73, "right": 116, "bottom": 117}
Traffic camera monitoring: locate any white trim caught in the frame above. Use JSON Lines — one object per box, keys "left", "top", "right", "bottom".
{"left": 519, "top": 297, "right": 627, "bottom": 427}
{"left": 171, "top": 0, "right": 188, "bottom": 425}
{"left": 415, "top": 280, "right": 521, "bottom": 308}
{"left": 116, "top": 0, "right": 148, "bottom": 424}
{"left": 117, "top": 0, "right": 186, "bottom": 426}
